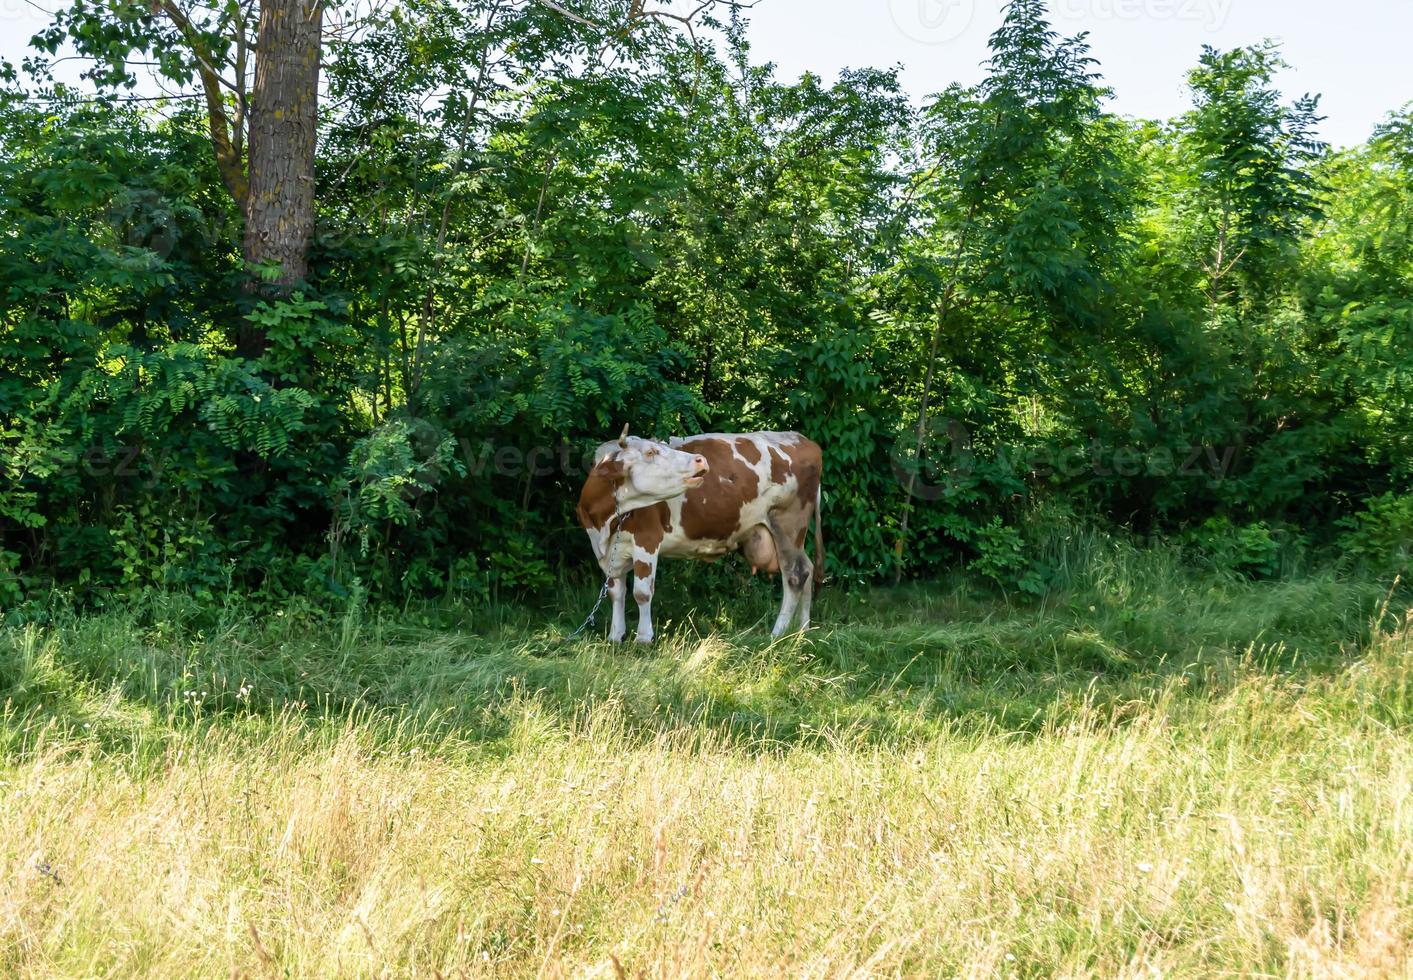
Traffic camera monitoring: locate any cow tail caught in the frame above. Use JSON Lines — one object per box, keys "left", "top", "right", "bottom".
{"left": 813, "top": 483, "right": 826, "bottom": 585}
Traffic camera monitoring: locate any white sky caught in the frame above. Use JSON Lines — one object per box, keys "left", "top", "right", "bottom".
{"left": 2, "top": 0, "right": 1409, "bottom": 148}
{"left": 744, "top": 0, "right": 1413, "bottom": 148}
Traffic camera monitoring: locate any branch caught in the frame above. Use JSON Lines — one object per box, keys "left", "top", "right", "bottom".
{"left": 16, "top": 92, "right": 204, "bottom": 103}
{"left": 640, "top": 0, "right": 757, "bottom": 26}
{"left": 533, "top": 0, "right": 605, "bottom": 28}
{"left": 157, "top": 0, "right": 248, "bottom": 204}
{"left": 535, "top": 0, "right": 758, "bottom": 33}
{"left": 231, "top": 0, "right": 251, "bottom": 159}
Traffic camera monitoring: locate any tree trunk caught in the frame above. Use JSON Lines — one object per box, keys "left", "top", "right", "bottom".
{"left": 240, "top": 0, "right": 322, "bottom": 358}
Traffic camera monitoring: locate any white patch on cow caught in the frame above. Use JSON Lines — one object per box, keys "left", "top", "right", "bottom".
{"left": 596, "top": 518, "right": 634, "bottom": 575}
{"left": 674, "top": 430, "right": 801, "bottom": 449}
{"left": 631, "top": 544, "right": 659, "bottom": 643}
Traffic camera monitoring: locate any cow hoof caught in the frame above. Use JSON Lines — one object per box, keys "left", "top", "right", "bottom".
{"left": 634, "top": 633, "right": 654, "bottom": 644}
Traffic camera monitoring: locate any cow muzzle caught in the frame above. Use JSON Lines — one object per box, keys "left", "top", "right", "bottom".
{"left": 686, "top": 455, "right": 709, "bottom": 488}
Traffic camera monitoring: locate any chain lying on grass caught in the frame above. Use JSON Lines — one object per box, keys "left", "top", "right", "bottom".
{"left": 567, "top": 577, "right": 612, "bottom": 640}
{"left": 567, "top": 502, "right": 627, "bottom": 640}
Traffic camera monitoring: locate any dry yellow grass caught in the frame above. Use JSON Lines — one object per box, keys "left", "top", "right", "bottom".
{"left": 2, "top": 599, "right": 1412, "bottom": 976}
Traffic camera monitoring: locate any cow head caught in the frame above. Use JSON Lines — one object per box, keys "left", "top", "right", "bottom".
{"left": 591, "top": 426, "right": 708, "bottom": 510}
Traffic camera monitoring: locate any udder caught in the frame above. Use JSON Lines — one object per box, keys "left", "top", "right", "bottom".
{"left": 742, "top": 524, "right": 779, "bottom": 575}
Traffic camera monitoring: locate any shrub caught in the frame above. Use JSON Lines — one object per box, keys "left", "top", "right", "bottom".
{"left": 1338, "top": 493, "right": 1413, "bottom": 578}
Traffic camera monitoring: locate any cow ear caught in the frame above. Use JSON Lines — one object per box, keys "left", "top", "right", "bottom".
{"left": 593, "top": 455, "right": 626, "bottom": 482}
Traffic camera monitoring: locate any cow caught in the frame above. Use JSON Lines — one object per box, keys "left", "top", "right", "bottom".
{"left": 575, "top": 426, "right": 824, "bottom": 643}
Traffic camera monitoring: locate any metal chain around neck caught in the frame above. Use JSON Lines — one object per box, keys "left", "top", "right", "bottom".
{"left": 568, "top": 499, "right": 628, "bottom": 640}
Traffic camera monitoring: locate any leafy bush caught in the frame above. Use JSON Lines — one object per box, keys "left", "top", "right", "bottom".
{"left": 1185, "top": 517, "right": 1283, "bottom": 579}
{"left": 1338, "top": 494, "right": 1413, "bottom": 578}
{"left": 969, "top": 517, "right": 1052, "bottom": 596}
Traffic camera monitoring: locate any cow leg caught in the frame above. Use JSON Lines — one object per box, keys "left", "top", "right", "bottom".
{"left": 795, "top": 551, "right": 814, "bottom": 631}
{"left": 606, "top": 542, "right": 632, "bottom": 643}
{"left": 771, "top": 574, "right": 799, "bottom": 637}
{"left": 595, "top": 522, "right": 639, "bottom": 643}
{"left": 771, "top": 549, "right": 813, "bottom": 637}
{"left": 606, "top": 574, "right": 628, "bottom": 643}
{"left": 585, "top": 527, "right": 626, "bottom": 644}
{"left": 768, "top": 510, "right": 814, "bottom": 637}
{"left": 632, "top": 551, "right": 659, "bottom": 644}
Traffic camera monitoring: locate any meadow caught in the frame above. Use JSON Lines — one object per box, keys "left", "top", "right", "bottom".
{"left": 2, "top": 537, "right": 1410, "bottom": 977}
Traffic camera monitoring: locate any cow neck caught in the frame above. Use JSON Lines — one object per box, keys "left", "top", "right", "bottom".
{"left": 578, "top": 470, "right": 619, "bottom": 529}
{"left": 596, "top": 493, "right": 633, "bottom": 576}
{"left": 599, "top": 475, "right": 665, "bottom": 523}
{"left": 613, "top": 489, "right": 664, "bottom": 516}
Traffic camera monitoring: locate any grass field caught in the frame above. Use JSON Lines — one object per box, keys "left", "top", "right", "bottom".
{"left": 2, "top": 538, "right": 1411, "bottom": 976}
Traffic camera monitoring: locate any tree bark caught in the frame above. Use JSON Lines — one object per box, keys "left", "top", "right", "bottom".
{"left": 240, "top": 0, "right": 322, "bottom": 357}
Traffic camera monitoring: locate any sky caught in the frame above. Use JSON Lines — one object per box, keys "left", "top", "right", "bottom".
{"left": 743, "top": 0, "right": 1413, "bottom": 148}
{"left": 2, "top": 0, "right": 1409, "bottom": 148}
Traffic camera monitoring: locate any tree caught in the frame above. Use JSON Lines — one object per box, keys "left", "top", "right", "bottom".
{"left": 1301, "top": 106, "right": 1413, "bottom": 484}
{"left": 38, "top": 0, "right": 322, "bottom": 354}
{"left": 1178, "top": 43, "right": 1325, "bottom": 309}
{"left": 891, "top": 0, "right": 1133, "bottom": 580}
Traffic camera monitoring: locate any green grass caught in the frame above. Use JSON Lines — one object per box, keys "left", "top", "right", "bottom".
{"left": 2, "top": 540, "right": 1411, "bottom": 975}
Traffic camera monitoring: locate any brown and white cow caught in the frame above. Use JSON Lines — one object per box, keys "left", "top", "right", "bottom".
{"left": 575, "top": 427, "right": 824, "bottom": 642}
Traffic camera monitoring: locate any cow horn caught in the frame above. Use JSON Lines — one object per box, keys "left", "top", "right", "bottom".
{"left": 618, "top": 423, "right": 630, "bottom": 449}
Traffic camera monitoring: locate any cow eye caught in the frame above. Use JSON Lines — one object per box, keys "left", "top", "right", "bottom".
{"left": 645, "top": 448, "right": 657, "bottom": 457}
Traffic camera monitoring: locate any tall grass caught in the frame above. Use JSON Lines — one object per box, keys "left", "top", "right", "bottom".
{"left": 1, "top": 547, "right": 1409, "bottom": 975}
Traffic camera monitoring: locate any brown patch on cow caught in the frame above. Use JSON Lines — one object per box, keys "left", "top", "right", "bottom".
{"left": 735, "top": 437, "right": 761, "bottom": 464}
{"left": 623, "top": 501, "right": 671, "bottom": 554}
{"left": 766, "top": 437, "right": 822, "bottom": 557}
{"left": 576, "top": 456, "right": 624, "bottom": 529}
{"left": 677, "top": 438, "right": 759, "bottom": 541}
{"left": 768, "top": 446, "right": 790, "bottom": 484}
{"left": 780, "top": 438, "right": 822, "bottom": 505}
{"left": 633, "top": 560, "right": 652, "bottom": 578}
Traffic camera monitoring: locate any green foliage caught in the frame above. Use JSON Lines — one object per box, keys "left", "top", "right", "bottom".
{"left": 969, "top": 517, "right": 1051, "bottom": 595}
{"left": 2, "top": 1, "right": 1411, "bottom": 605}
{"left": 1185, "top": 516, "right": 1283, "bottom": 579}
{"left": 1337, "top": 494, "right": 1413, "bottom": 579}
{"left": 1179, "top": 43, "right": 1326, "bottom": 306}
{"left": 109, "top": 504, "right": 232, "bottom": 600}
{"left": 333, "top": 416, "right": 465, "bottom": 553}
{"left": 0, "top": 548, "right": 24, "bottom": 608}
{"left": 782, "top": 320, "right": 898, "bottom": 582}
